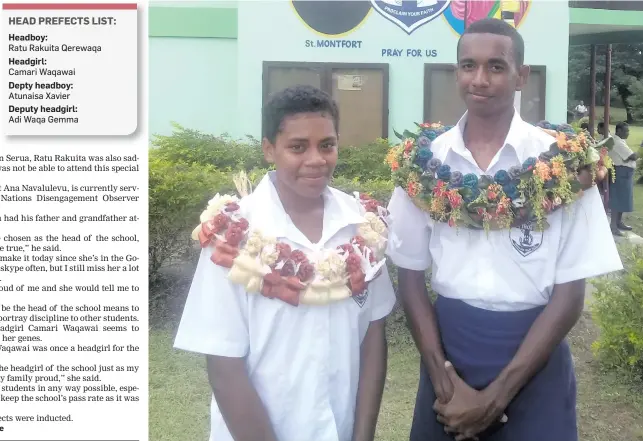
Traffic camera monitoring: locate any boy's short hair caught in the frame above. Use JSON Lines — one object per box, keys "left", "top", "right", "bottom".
{"left": 262, "top": 85, "right": 340, "bottom": 144}
{"left": 615, "top": 122, "right": 628, "bottom": 132}
{"left": 457, "top": 18, "right": 525, "bottom": 67}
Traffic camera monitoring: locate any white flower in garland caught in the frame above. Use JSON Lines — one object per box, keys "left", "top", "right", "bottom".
{"left": 245, "top": 231, "right": 268, "bottom": 256}
{"left": 201, "top": 193, "right": 239, "bottom": 222}
{"left": 193, "top": 185, "right": 390, "bottom": 307}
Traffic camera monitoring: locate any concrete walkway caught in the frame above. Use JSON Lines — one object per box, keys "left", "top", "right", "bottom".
{"left": 584, "top": 230, "right": 643, "bottom": 310}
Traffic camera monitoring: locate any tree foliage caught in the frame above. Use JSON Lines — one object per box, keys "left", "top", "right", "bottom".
{"left": 568, "top": 44, "right": 643, "bottom": 123}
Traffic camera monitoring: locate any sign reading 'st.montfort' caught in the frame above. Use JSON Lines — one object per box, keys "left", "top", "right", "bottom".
{"left": 370, "top": 0, "right": 452, "bottom": 34}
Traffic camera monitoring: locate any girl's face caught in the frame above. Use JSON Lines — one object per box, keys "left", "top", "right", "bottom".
{"left": 262, "top": 112, "right": 338, "bottom": 200}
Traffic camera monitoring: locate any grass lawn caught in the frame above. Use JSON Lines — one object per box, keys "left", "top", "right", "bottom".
{"left": 150, "top": 283, "right": 643, "bottom": 441}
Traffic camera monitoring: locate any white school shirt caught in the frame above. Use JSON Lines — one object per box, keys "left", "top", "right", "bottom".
{"left": 174, "top": 171, "right": 397, "bottom": 441}
{"left": 609, "top": 135, "right": 636, "bottom": 169}
{"left": 386, "top": 110, "right": 623, "bottom": 312}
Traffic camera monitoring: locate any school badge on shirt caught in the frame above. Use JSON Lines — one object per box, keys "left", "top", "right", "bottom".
{"left": 510, "top": 221, "right": 543, "bottom": 257}
{"left": 353, "top": 288, "right": 369, "bottom": 308}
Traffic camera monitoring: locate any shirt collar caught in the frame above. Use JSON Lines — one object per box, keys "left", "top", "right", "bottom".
{"left": 448, "top": 108, "right": 530, "bottom": 165}
{"left": 248, "top": 171, "right": 365, "bottom": 249}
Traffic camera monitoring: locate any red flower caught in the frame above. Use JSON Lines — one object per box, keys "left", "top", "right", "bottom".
{"left": 476, "top": 208, "right": 485, "bottom": 216}
{"left": 212, "top": 213, "right": 229, "bottom": 233}
{"left": 487, "top": 190, "right": 498, "bottom": 201}
{"left": 407, "top": 182, "right": 420, "bottom": 198}
{"left": 433, "top": 181, "right": 447, "bottom": 197}
{"left": 448, "top": 217, "right": 455, "bottom": 227}
{"left": 233, "top": 217, "right": 249, "bottom": 231}
{"left": 224, "top": 202, "right": 240, "bottom": 212}
{"left": 447, "top": 191, "right": 463, "bottom": 209}
{"left": 280, "top": 260, "right": 296, "bottom": 277}
{"left": 365, "top": 199, "right": 380, "bottom": 213}
{"left": 275, "top": 243, "right": 292, "bottom": 261}
{"left": 403, "top": 139, "right": 414, "bottom": 154}
{"left": 297, "top": 262, "right": 315, "bottom": 282}
{"left": 352, "top": 236, "right": 366, "bottom": 250}
{"left": 360, "top": 193, "right": 371, "bottom": 200}
{"left": 290, "top": 249, "right": 307, "bottom": 264}
{"left": 225, "top": 225, "right": 244, "bottom": 247}
{"left": 346, "top": 254, "right": 362, "bottom": 273}
{"left": 337, "top": 244, "right": 354, "bottom": 254}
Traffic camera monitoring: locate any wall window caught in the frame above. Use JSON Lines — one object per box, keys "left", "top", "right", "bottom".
{"left": 423, "top": 64, "right": 467, "bottom": 126}
{"left": 263, "top": 62, "right": 389, "bottom": 146}
{"left": 520, "top": 66, "right": 546, "bottom": 124}
{"left": 423, "top": 64, "right": 547, "bottom": 125}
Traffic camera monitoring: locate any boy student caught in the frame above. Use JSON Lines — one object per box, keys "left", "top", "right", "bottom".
{"left": 387, "top": 19, "right": 623, "bottom": 441}
{"left": 174, "top": 85, "right": 397, "bottom": 441}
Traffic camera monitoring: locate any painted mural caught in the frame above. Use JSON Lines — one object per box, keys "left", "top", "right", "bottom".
{"left": 443, "top": 0, "right": 531, "bottom": 35}
{"left": 291, "top": 0, "right": 531, "bottom": 37}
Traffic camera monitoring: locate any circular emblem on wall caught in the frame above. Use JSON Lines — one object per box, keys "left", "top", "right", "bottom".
{"left": 370, "top": 0, "right": 452, "bottom": 35}
{"left": 442, "top": 0, "right": 531, "bottom": 35}
{"left": 291, "top": 0, "right": 372, "bottom": 37}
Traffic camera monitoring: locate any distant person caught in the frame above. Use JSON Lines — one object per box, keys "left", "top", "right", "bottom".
{"left": 574, "top": 101, "right": 587, "bottom": 118}
{"left": 597, "top": 121, "right": 610, "bottom": 139}
{"left": 608, "top": 122, "right": 637, "bottom": 236}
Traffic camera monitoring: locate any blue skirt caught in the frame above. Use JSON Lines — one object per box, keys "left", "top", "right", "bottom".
{"left": 608, "top": 166, "right": 634, "bottom": 213}
{"left": 409, "top": 296, "right": 577, "bottom": 441}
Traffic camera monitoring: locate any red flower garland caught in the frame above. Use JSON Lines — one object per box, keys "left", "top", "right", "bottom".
{"left": 195, "top": 194, "right": 388, "bottom": 307}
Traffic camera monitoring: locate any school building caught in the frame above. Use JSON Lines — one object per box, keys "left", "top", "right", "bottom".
{"left": 148, "top": 0, "right": 643, "bottom": 146}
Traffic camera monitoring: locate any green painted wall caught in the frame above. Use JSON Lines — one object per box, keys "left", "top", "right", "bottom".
{"left": 570, "top": 7, "right": 643, "bottom": 26}
{"left": 149, "top": 6, "right": 237, "bottom": 39}
{"left": 149, "top": 37, "right": 238, "bottom": 138}
{"left": 148, "top": 4, "right": 239, "bottom": 138}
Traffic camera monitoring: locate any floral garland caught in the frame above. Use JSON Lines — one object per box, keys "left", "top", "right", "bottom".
{"left": 191, "top": 192, "right": 389, "bottom": 307}
{"left": 385, "top": 121, "right": 615, "bottom": 232}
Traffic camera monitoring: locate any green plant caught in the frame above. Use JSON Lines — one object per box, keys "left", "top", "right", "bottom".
{"left": 590, "top": 243, "right": 643, "bottom": 377}
{"left": 149, "top": 153, "right": 235, "bottom": 280}
{"left": 576, "top": 115, "right": 611, "bottom": 127}
{"left": 629, "top": 79, "right": 643, "bottom": 122}
{"left": 151, "top": 123, "right": 267, "bottom": 171}
{"left": 331, "top": 175, "right": 395, "bottom": 205}
{"left": 334, "top": 138, "right": 392, "bottom": 181}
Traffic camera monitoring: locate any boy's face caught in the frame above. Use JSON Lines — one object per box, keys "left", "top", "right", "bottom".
{"left": 456, "top": 33, "right": 528, "bottom": 117}
{"left": 262, "top": 112, "right": 338, "bottom": 199}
